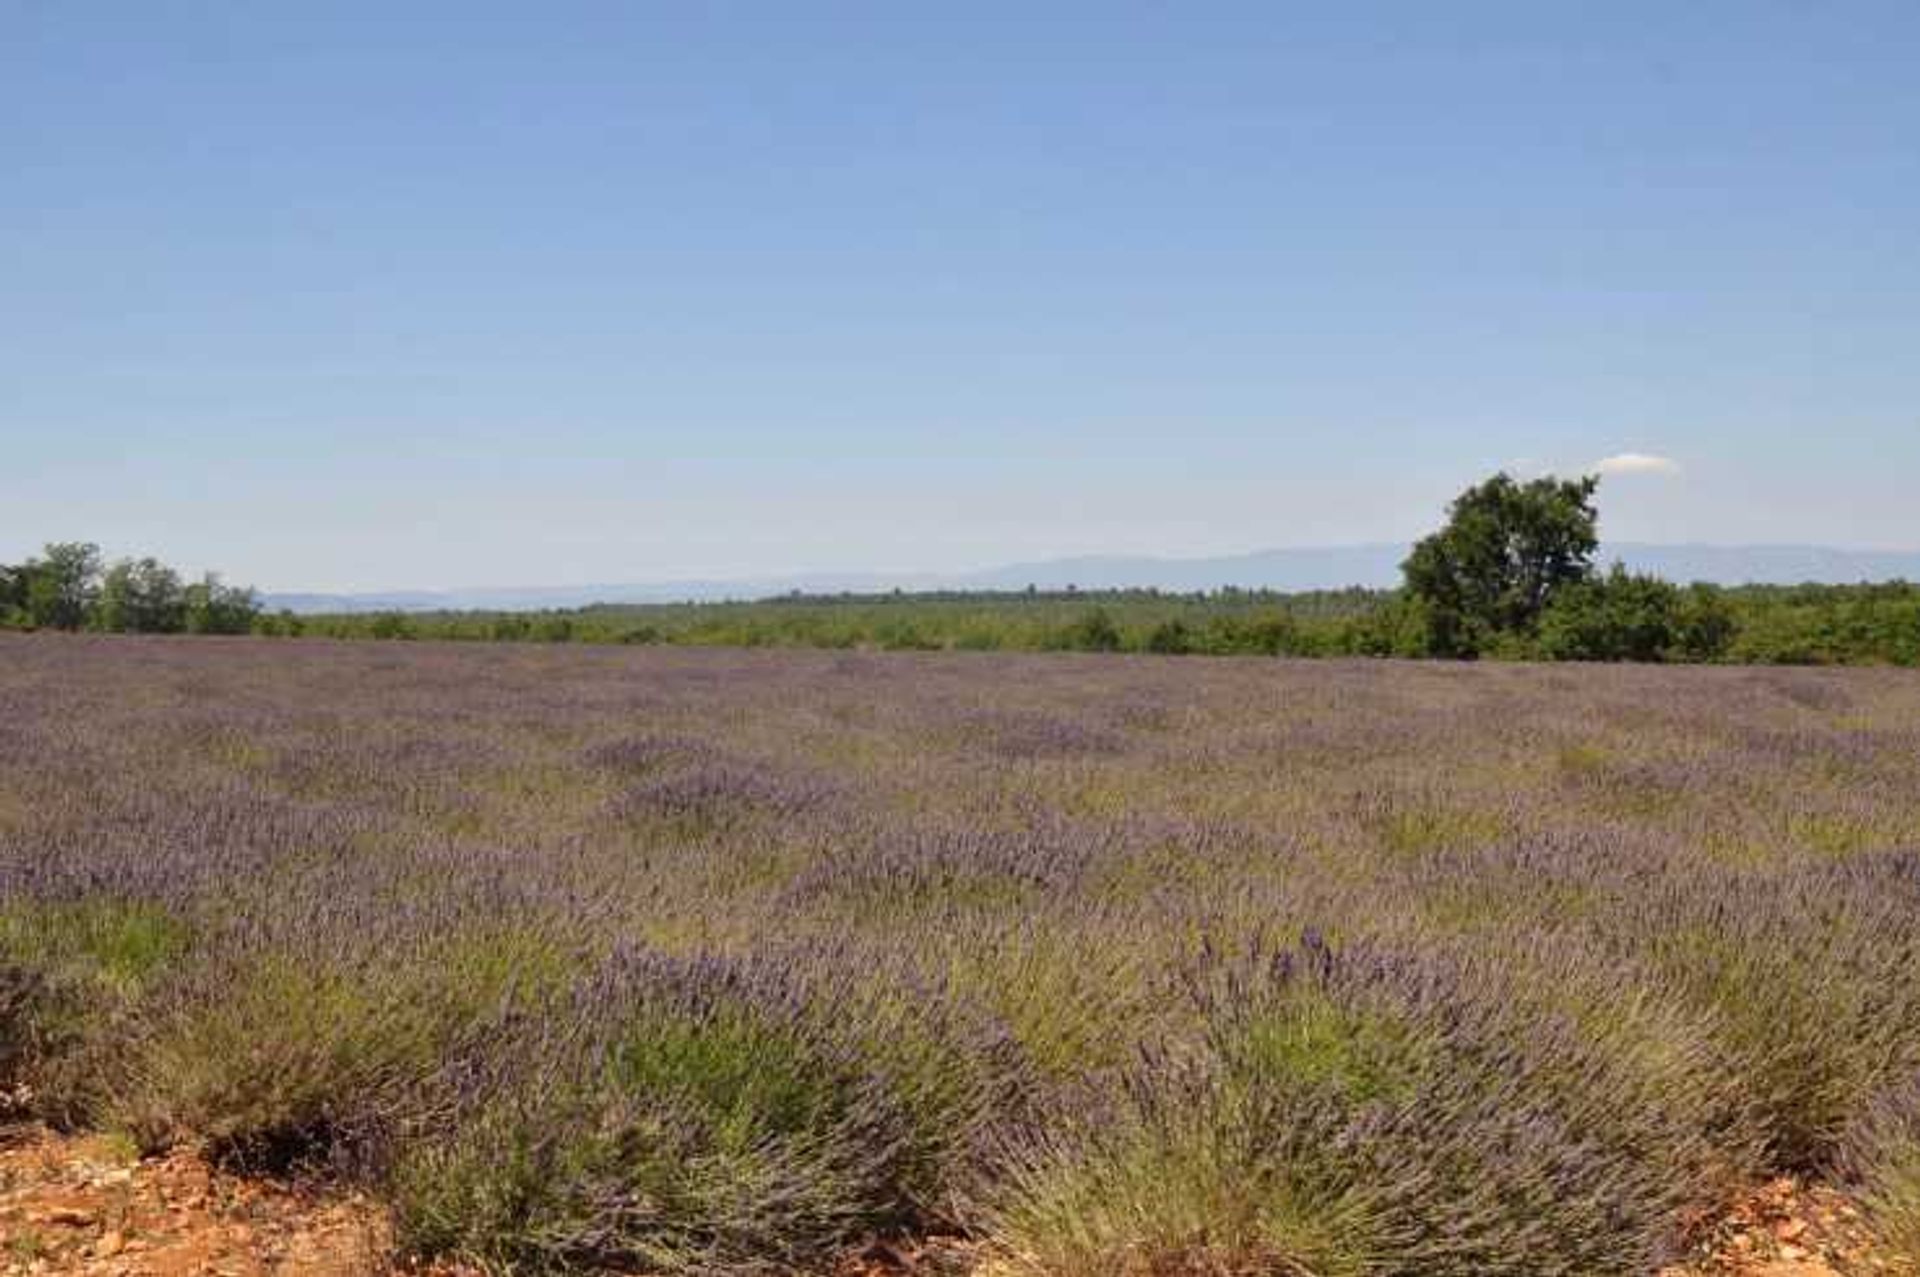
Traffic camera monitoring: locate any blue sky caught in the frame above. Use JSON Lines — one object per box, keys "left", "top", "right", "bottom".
{"left": 6, "top": 3, "right": 1917, "bottom": 590}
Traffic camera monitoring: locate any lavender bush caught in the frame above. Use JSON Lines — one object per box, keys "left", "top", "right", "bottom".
{"left": 1847, "top": 1071, "right": 1920, "bottom": 1259}
{"left": 2, "top": 633, "right": 1918, "bottom": 1272}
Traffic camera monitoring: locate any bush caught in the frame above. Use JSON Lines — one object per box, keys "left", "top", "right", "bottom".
{"left": 0, "top": 900, "right": 190, "bottom": 1126}
{"left": 106, "top": 955, "right": 454, "bottom": 1165}
{"left": 985, "top": 1063, "right": 1376, "bottom": 1277}
{"left": 1203, "top": 612, "right": 1305, "bottom": 656}
{"left": 985, "top": 934, "right": 1756, "bottom": 1276}
{"left": 367, "top": 612, "right": 415, "bottom": 640}
{"left": 1628, "top": 855, "right": 1920, "bottom": 1168}
{"left": 1846, "top": 1072, "right": 1920, "bottom": 1261}
{"left": 1144, "top": 619, "right": 1193, "bottom": 654}
{"left": 1341, "top": 595, "right": 1436, "bottom": 658}
{"left": 90, "top": 921, "right": 570, "bottom": 1170}
{"left": 1051, "top": 609, "right": 1122, "bottom": 653}
{"left": 392, "top": 946, "right": 1019, "bottom": 1273}
{"left": 0, "top": 959, "right": 44, "bottom": 1100}
{"left": 1537, "top": 566, "right": 1685, "bottom": 662}
{"left": 1672, "top": 583, "right": 1736, "bottom": 661}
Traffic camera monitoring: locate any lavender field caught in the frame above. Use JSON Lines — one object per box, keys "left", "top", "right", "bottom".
{"left": 3, "top": 634, "right": 1920, "bottom": 1274}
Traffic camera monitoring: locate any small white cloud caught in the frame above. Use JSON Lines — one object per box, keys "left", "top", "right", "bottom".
{"left": 1594, "top": 452, "right": 1683, "bottom": 477}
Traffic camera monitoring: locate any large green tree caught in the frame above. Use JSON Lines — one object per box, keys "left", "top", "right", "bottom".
{"left": 95, "top": 557, "right": 188, "bottom": 633}
{"left": 1402, "top": 473, "right": 1600, "bottom": 656}
{"left": 20, "top": 541, "right": 103, "bottom": 631}
{"left": 183, "top": 573, "right": 261, "bottom": 635}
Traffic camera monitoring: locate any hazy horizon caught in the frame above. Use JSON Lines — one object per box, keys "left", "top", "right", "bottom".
{"left": 259, "top": 539, "right": 1920, "bottom": 605}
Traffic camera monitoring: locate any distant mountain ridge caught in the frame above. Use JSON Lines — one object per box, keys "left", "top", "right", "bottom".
{"left": 265, "top": 543, "right": 1920, "bottom": 614}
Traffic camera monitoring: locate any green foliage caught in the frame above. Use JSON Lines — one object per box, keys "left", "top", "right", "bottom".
{"left": 0, "top": 544, "right": 258, "bottom": 636}
{"left": 1144, "top": 618, "right": 1193, "bottom": 654}
{"left": 284, "top": 579, "right": 1920, "bottom": 666}
{"left": 1227, "top": 992, "right": 1420, "bottom": 1105}
{"left": 1724, "top": 582, "right": 1920, "bottom": 666}
{"left": 94, "top": 557, "right": 187, "bottom": 634}
{"left": 0, "top": 901, "right": 189, "bottom": 995}
{"left": 11, "top": 515, "right": 1909, "bottom": 665}
{"left": 18, "top": 542, "right": 103, "bottom": 630}
{"left": 1402, "top": 472, "right": 1601, "bottom": 656}
{"left": 988, "top": 943, "right": 1754, "bottom": 1277}
{"left": 392, "top": 961, "right": 1005, "bottom": 1273}
{"left": 1672, "top": 583, "right": 1738, "bottom": 661}
{"left": 986, "top": 1081, "right": 1377, "bottom": 1277}
{"left": 366, "top": 611, "right": 416, "bottom": 640}
{"left": 1536, "top": 566, "right": 1718, "bottom": 662}
{"left": 1203, "top": 610, "right": 1308, "bottom": 656}
{"left": 103, "top": 929, "right": 570, "bottom": 1168}
{"left": 0, "top": 562, "right": 24, "bottom": 626}
{"left": 1051, "top": 608, "right": 1123, "bottom": 652}
{"left": 1343, "top": 594, "right": 1438, "bottom": 657}
{"left": 1846, "top": 1079, "right": 1920, "bottom": 1261}
{"left": 249, "top": 609, "right": 306, "bottom": 638}
{"left": 0, "top": 901, "right": 192, "bottom": 1124}
{"left": 109, "top": 957, "right": 444, "bottom": 1161}
{"left": 182, "top": 573, "right": 260, "bottom": 634}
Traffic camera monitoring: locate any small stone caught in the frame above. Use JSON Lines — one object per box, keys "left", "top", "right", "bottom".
{"left": 94, "top": 1230, "right": 124, "bottom": 1257}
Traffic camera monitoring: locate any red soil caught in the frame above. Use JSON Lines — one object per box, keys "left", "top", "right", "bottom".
{"left": 3, "top": 1124, "right": 1910, "bottom": 1277}
{"left": 0, "top": 1125, "right": 416, "bottom": 1277}
{"left": 1661, "top": 1176, "right": 1913, "bottom": 1276}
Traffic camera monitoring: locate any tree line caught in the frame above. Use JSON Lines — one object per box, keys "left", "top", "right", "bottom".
{"left": 296, "top": 473, "right": 1916, "bottom": 665}
{"left": 288, "top": 578, "right": 1918, "bottom": 666}
{"left": 0, "top": 543, "right": 261, "bottom": 635}
{"left": 8, "top": 476, "right": 1917, "bottom": 663}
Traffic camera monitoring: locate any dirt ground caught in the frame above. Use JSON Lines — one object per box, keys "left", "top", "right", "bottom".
{"left": 2, "top": 1124, "right": 1911, "bottom": 1276}
{"left": 1659, "top": 1175, "right": 1914, "bottom": 1276}
{"left": 0, "top": 1125, "right": 401, "bottom": 1277}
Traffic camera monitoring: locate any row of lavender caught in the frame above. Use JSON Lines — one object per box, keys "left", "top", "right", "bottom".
{"left": 2, "top": 634, "right": 1918, "bottom": 1273}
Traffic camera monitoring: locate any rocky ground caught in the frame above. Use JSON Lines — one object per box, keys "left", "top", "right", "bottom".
{"left": 0, "top": 1126, "right": 400, "bottom": 1277}
{"left": 2, "top": 1125, "right": 1911, "bottom": 1276}
{"left": 1656, "top": 1175, "right": 1914, "bottom": 1277}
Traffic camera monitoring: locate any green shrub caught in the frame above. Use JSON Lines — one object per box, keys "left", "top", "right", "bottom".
{"left": 984, "top": 1074, "right": 1377, "bottom": 1277}
{"left": 1636, "top": 900, "right": 1920, "bottom": 1169}
{"left": 0, "top": 901, "right": 190, "bottom": 1125}
{"left": 100, "top": 927, "right": 569, "bottom": 1168}
{"left": 987, "top": 937, "right": 1756, "bottom": 1276}
{"left": 1846, "top": 1076, "right": 1920, "bottom": 1262}
{"left": 367, "top": 612, "right": 415, "bottom": 640}
{"left": 1537, "top": 566, "right": 1684, "bottom": 662}
{"left": 393, "top": 949, "right": 1014, "bottom": 1274}
{"left": 1049, "top": 609, "right": 1122, "bottom": 653}
{"left": 1144, "top": 618, "right": 1193, "bottom": 654}
{"left": 107, "top": 956, "right": 455, "bottom": 1164}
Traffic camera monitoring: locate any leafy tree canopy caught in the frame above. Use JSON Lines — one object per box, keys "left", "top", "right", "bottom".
{"left": 1402, "top": 472, "right": 1600, "bottom": 656}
